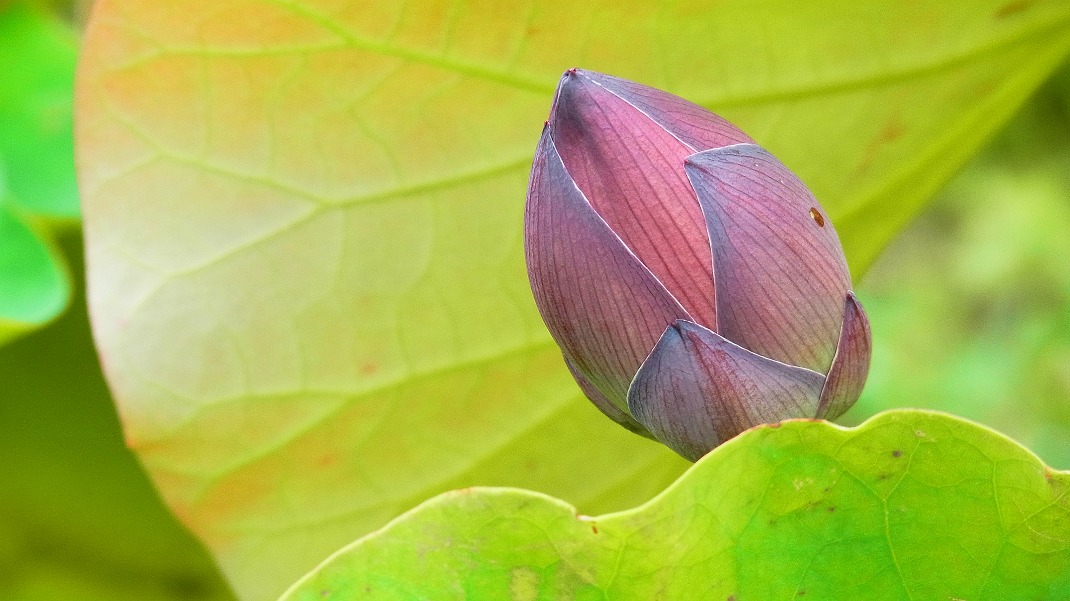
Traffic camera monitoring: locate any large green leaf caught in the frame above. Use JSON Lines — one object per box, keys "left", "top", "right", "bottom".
{"left": 283, "top": 410, "right": 1070, "bottom": 601}
{"left": 0, "top": 2, "right": 80, "bottom": 343}
{"left": 75, "top": 1, "right": 1070, "bottom": 599}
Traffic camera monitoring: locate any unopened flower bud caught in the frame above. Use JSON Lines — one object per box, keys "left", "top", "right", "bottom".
{"left": 525, "top": 69, "right": 872, "bottom": 461}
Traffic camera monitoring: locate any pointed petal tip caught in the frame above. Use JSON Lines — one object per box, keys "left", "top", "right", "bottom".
{"left": 628, "top": 320, "right": 825, "bottom": 462}
{"left": 816, "top": 291, "right": 873, "bottom": 420}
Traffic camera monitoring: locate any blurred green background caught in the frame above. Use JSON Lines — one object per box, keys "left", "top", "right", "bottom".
{"left": 844, "top": 67, "right": 1070, "bottom": 469}
{"left": 0, "top": 1, "right": 1068, "bottom": 599}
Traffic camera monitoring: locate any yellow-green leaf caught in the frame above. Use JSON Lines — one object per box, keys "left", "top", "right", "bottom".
{"left": 283, "top": 411, "right": 1070, "bottom": 601}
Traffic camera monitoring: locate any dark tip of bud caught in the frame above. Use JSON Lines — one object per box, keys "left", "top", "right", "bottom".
{"left": 566, "top": 67, "right": 578, "bottom": 76}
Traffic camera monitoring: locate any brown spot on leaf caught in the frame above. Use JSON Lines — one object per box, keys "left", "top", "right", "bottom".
{"left": 853, "top": 117, "right": 907, "bottom": 176}
{"left": 591, "top": 524, "right": 599, "bottom": 534}
{"left": 827, "top": 506, "right": 836, "bottom": 513}
{"left": 995, "top": 0, "right": 1036, "bottom": 18}
{"left": 892, "top": 450, "right": 902, "bottom": 458}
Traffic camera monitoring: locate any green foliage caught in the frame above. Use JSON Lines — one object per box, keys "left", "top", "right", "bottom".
{"left": 73, "top": 1, "right": 1070, "bottom": 599}
{"left": 0, "top": 2, "right": 79, "bottom": 343}
{"left": 848, "top": 69, "right": 1070, "bottom": 469}
{"left": 282, "top": 411, "right": 1070, "bottom": 601}
{"left": 0, "top": 233, "right": 235, "bottom": 600}
{"left": 0, "top": 204, "right": 67, "bottom": 343}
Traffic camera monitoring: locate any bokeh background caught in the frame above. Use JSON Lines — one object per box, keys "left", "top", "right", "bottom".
{"left": 1, "top": 2, "right": 1068, "bottom": 599}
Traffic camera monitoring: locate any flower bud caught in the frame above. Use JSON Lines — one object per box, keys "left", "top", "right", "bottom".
{"left": 525, "top": 69, "right": 872, "bottom": 461}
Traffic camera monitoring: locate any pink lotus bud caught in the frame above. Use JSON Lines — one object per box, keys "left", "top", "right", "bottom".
{"left": 525, "top": 69, "right": 872, "bottom": 461}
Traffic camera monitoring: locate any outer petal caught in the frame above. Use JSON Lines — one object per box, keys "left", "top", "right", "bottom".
{"left": 817, "top": 293, "right": 873, "bottom": 420}
{"left": 574, "top": 70, "right": 754, "bottom": 151}
{"left": 547, "top": 69, "right": 720, "bottom": 327}
{"left": 685, "top": 144, "right": 852, "bottom": 374}
{"left": 628, "top": 320, "right": 825, "bottom": 461}
{"left": 564, "top": 356, "right": 653, "bottom": 438}
{"left": 526, "top": 128, "right": 690, "bottom": 415}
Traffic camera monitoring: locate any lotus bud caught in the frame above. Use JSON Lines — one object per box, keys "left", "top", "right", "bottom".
{"left": 525, "top": 69, "right": 872, "bottom": 461}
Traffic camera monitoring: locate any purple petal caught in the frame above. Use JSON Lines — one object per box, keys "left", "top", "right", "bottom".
{"left": 526, "top": 128, "right": 690, "bottom": 415}
{"left": 817, "top": 293, "right": 873, "bottom": 420}
{"left": 574, "top": 70, "right": 754, "bottom": 151}
{"left": 564, "top": 356, "right": 653, "bottom": 438}
{"left": 628, "top": 320, "right": 825, "bottom": 461}
{"left": 685, "top": 144, "right": 852, "bottom": 374}
{"left": 547, "top": 69, "right": 721, "bottom": 328}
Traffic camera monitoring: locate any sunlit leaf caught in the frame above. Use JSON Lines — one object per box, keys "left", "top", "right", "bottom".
{"left": 283, "top": 411, "right": 1070, "bottom": 601}
{"left": 76, "top": 1, "right": 1070, "bottom": 598}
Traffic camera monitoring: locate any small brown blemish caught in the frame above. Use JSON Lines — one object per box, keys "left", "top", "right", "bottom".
{"left": 892, "top": 450, "right": 902, "bottom": 458}
{"left": 797, "top": 591, "right": 806, "bottom": 597}
{"left": 995, "top": 0, "right": 1035, "bottom": 18}
{"left": 877, "top": 473, "right": 889, "bottom": 481}
{"left": 359, "top": 361, "right": 379, "bottom": 376}
{"left": 591, "top": 524, "right": 599, "bottom": 534}
{"left": 827, "top": 506, "right": 836, "bottom": 513}
{"left": 727, "top": 597, "right": 737, "bottom": 601}
{"left": 808, "top": 208, "right": 825, "bottom": 227}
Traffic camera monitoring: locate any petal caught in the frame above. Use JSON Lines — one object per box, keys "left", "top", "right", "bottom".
{"left": 526, "top": 128, "right": 690, "bottom": 415}
{"left": 817, "top": 293, "right": 873, "bottom": 420}
{"left": 573, "top": 70, "right": 754, "bottom": 151}
{"left": 628, "top": 320, "right": 825, "bottom": 461}
{"left": 685, "top": 144, "right": 852, "bottom": 373}
{"left": 564, "top": 355, "right": 653, "bottom": 438}
{"left": 547, "top": 69, "right": 719, "bottom": 327}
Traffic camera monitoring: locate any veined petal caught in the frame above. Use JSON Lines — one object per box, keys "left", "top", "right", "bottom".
{"left": 685, "top": 144, "right": 851, "bottom": 374}
{"left": 817, "top": 293, "right": 873, "bottom": 420}
{"left": 526, "top": 128, "right": 690, "bottom": 415}
{"left": 548, "top": 69, "right": 719, "bottom": 327}
{"left": 628, "top": 320, "right": 825, "bottom": 462}
{"left": 574, "top": 70, "right": 754, "bottom": 151}
{"left": 564, "top": 356, "right": 653, "bottom": 438}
